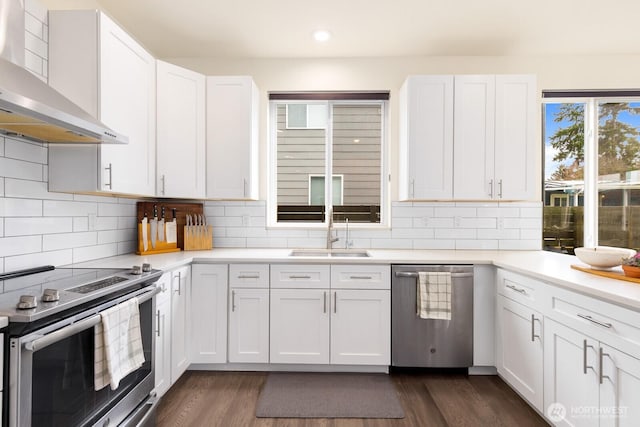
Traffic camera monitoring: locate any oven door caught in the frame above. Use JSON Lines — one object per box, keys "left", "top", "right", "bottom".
{"left": 9, "top": 286, "right": 159, "bottom": 427}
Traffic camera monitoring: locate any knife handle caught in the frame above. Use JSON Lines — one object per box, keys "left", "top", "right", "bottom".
{"left": 161, "top": 206, "right": 165, "bottom": 219}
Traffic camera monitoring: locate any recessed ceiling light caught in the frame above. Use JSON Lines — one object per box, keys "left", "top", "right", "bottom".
{"left": 313, "top": 30, "right": 331, "bottom": 42}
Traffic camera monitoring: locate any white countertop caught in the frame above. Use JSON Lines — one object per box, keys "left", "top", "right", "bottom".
{"left": 70, "top": 249, "right": 640, "bottom": 311}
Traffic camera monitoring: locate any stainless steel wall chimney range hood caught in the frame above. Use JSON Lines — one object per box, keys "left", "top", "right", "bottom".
{"left": 0, "top": 0, "right": 127, "bottom": 144}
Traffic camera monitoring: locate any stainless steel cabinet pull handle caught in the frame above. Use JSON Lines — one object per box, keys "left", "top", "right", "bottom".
{"left": 243, "top": 178, "right": 247, "bottom": 197}
{"left": 489, "top": 179, "right": 493, "bottom": 198}
{"left": 599, "top": 347, "right": 611, "bottom": 384}
{"left": 583, "top": 339, "right": 595, "bottom": 374}
{"left": 161, "top": 174, "right": 166, "bottom": 195}
{"left": 498, "top": 179, "right": 503, "bottom": 198}
{"left": 323, "top": 291, "right": 327, "bottom": 313}
{"left": 156, "top": 310, "right": 161, "bottom": 337}
{"left": 350, "top": 276, "right": 372, "bottom": 280}
{"left": 289, "top": 275, "right": 311, "bottom": 279}
{"left": 231, "top": 290, "right": 236, "bottom": 312}
{"left": 334, "top": 292, "right": 337, "bottom": 313}
{"left": 238, "top": 275, "right": 259, "bottom": 279}
{"left": 506, "top": 284, "right": 526, "bottom": 294}
{"left": 105, "top": 163, "right": 113, "bottom": 189}
{"left": 530, "top": 314, "right": 540, "bottom": 342}
{"left": 577, "top": 313, "right": 612, "bottom": 329}
{"left": 411, "top": 179, "right": 415, "bottom": 198}
{"left": 174, "top": 272, "right": 182, "bottom": 295}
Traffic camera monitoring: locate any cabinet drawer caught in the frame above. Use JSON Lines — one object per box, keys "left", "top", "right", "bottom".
{"left": 270, "top": 264, "right": 330, "bottom": 289}
{"left": 496, "top": 269, "right": 547, "bottom": 310}
{"left": 229, "top": 264, "right": 269, "bottom": 288}
{"left": 548, "top": 285, "right": 640, "bottom": 355}
{"left": 331, "top": 265, "right": 390, "bottom": 290}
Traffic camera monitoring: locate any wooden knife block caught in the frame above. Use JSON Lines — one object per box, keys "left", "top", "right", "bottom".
{"left": 183, "top": 225, "right": 213, "bottom": 251}
{"left": 136, "top": 223, "right": 180, "bottom": 255}
{"left": 136, "top": 201, "right": 206, "bottom": 254}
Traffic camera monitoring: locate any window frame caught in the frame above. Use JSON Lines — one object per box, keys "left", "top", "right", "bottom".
{"left": 268, "top": 98, "right": 389, "bottom": 229}
{"left": 543, "top": 94, "right": 640, "bottom": 248}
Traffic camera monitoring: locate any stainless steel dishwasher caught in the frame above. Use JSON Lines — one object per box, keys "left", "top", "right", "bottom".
{"left": 391, "top": 264, "right": 474, "bottom": 368}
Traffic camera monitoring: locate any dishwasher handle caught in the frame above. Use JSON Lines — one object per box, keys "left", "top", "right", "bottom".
{"left": 394, "top": 271, "right": 473, "bottom": 279}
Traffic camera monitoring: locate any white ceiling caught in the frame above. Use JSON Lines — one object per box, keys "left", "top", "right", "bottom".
{"left": 41, "top": 0, "right": 640, "bottom": 59}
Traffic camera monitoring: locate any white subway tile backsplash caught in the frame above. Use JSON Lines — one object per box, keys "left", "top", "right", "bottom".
{"left": 25, "top": 12, "right": 43, "bottom": 38}
{"left": 413, "top": 239, "right": 456, "bottom": 250}
{"left": 392, "top": 228, "right": 434, "bottom": 239}
{"left": 434, "top": 207, "right": 476, "bottom": 218}
{"left": 73, "top": 244, "right": 118, "bottom": 264}
{"left": 503, "top": 218, "right": 542, "bottom": 229}
{"left": 25, "top": 0, "right": 48, "bottom": 23}
{"left": 0, "top": 157, "right": 43, "bottom": 181}
{"left": 1, "top": 198, "right": 42, "bottom": 216}
{"left": 286, "top": 238, "right": 325, "bottom": 248}
{"left": 204, "top": 205, "right": 225, "bottom": 216}
{"left": 246, "top": 237, "right": 288, "bottom": 248}
{"left": 43, "top": 200, "right": 98, "bottom": 217}
{"left": 456, "top": 240, "right": 499, "bottom": 250}
{"left": 211, "top": 216, "right": 243, "bottom": 227}
{"left": 0, "top": 177, "right": 4, "bottom": 197}
{"left": 118, "top": 241, "right": 137, "bottom": 255}
{"left": 225, "top": 227, "right": 247, "bottom": 238}
{"left": 214, "top": 237, "right": 247, "bottom": 248}
{"left": 434, "top": 228, "right": 477, "bottom": 239}
{"left": 5, "top": 139, "right": 46, "bottom": 164}
{"left": 0, "top": 236, "right": 42, "bottom": 257}
{"left": 5, "top": 250, "right": 72, "bottom": 273}
{"left": 225, "top": 205, "right": 266, "bottom": 217}
{"left": 95, "top": 217, "right": 118, "bottom": 231}
{"left": 118, "top": 217, "right": 137, "bottom": 230}
{"left": 520, "top": 229, "right": 542, "bottom": 240}
{"left": 5, "top": 217, "right": 72, "bottom": 236}
{"left": 43, "top": 232, "right": 97, "bottom": 251}
{"left": 459, "top": 217, "right": 497, "bottom": 229}
{"left": 477, "top": 228, "right": 520, "bottom": 240}
{"left": 25, "top": 31, "right": 48, "bottom": 59}
{"left": 391, "top": 217, "right": 412, "bottom": 228}
{"left": 5, "top": 179, "right": 73, "bottom": 200}
{"left": 499, "top": 240, "right": 541, "bottom": 250}
{"left": 24, "top": 50, "right": 43, "bottom": 75}
{"left": 73, "top": 217, "right": 89, "bottom": 232}
{"left": 97, "top": 230, "right": 120, "bottom": 244}
{"left": 369, "top": 239, "right": 413, "bottom": 249}
{"left": 0, "top": 219, "right": 4, "bottom": 237}
{"left": 97, "top": 202, "right": 136, "bottom": 217}
{"left": 520, "top": 207, "right": 543, "bottom": 218}
{"left": 0, "top": 137, "right": 4, "bottom": 156}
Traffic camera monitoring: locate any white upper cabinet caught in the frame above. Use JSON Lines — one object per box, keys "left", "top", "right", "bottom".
{"left": 48, "top": 11, "right": 156, "bottom": 196}
{"left": 453, "top": 74, "right": 536, "bottom": 200}
{"left": 399, "top": 75, "right": 454, "bottom": 200}
{"left": 494, "top": 75, "right": 537, "bottom": 200}
{"left": 206, "top": 76, "right": 259, "bottom": 200}
{"left": 156, "top": 61, "right": 206, "bottom": 198}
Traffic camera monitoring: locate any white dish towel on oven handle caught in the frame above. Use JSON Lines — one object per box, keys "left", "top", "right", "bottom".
{"left": 94, "top": 297, "right": 145, "bottom": 391}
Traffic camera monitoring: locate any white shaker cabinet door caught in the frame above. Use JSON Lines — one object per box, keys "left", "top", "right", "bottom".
{"left": 544, "top": 319, "right": 599, "bottom": 427}
{"left": 156, "top": 60, "right": 206, "bottom": 198}
{"left": 206, "top": 76, "right": 259, "bottom": 199}
{"left": 170, "top": 266, "right": 191, "bottom": 384}
{"left": 154, "top": 273, "right": 172, "bottom": 397}
{"left": 228, "top": 288, "right": 270, "bottom": 363}
{"left": 270, "top": 289, "right": 329, "bottom": 364}
{"left": 453, "top": 75, "right": 496, "bottom": 200}
{"left": 99, "top": 13, "right": 156, "bottom": 195}
{"left": 330, "top": 289, "right": 390, "bottom": 365}
{"left": 496, "top": 295, "right": 544, "bottom": 412}
{"left": 399, "top": 75, "right": 454, "bottom": 200}
{"left": 599, "top": 344, "right": 640, "bottom": 427}
{"left": 191, "top": 264, "right": 228, "bottom": 364}
{"left": 494, "top": 75, "right": 537, "bottom": 200}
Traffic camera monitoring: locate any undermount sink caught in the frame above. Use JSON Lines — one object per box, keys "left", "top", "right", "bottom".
{"left": 288, "top": 249, "right": 370, "bottom": 258}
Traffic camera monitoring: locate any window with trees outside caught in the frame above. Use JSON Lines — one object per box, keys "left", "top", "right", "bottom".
{"left": 269, "top": 93, "right": 388, "bottom": 225}
{"left": 543, "top": 92, "right": 640, "bottom": 254}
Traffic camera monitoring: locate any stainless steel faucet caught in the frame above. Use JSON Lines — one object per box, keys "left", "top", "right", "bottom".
{"left": 326, "top": 209, "right": 339, "bottom": 249}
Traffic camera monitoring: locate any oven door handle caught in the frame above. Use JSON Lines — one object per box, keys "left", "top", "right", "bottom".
{"left": 24, "top": 286, "right": 161, "bottom": 352}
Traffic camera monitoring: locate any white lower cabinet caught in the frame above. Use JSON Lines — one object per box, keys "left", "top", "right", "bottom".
{"left": 330, "top": 289, "right": 390, "bottom": 365}
{"left": 270, "top": 289, "right": 330, "bottom": 364}
{"left": 229, "top": 288, "right": 270, "bottom": 363}
{"left": 544, "top": 318, "right": 640, "bottom": 427}
{"left": 170, "top": 266, "right": 191, "bottom": 383}
{"left": 191, "top": 264, "right": 228, "bottom": 364}
{"left": 154, "top": 272, "right": 172, "bottom": 397}
{"left": 496, "top": 294, "right": 544, "bottom": 412}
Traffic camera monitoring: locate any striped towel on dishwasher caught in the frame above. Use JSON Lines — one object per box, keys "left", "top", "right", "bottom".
{"left": 94, "top": 297, "right": 145, "bottom": 391}
{"left": 417, "top": 272, "right": 452, "bottom": 320}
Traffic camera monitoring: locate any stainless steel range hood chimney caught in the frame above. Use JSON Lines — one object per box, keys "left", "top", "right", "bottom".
{"left": 0, "top": 0, "right": 127, "bottom": 144}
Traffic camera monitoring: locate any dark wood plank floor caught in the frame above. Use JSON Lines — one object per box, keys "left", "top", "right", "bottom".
{"left": 156, "top": 371, "right": 548, "bottom": 427}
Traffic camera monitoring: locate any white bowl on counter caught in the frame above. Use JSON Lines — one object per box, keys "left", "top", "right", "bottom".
{"left": 574, "top": 246, "right": 637, "bottom": 269}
